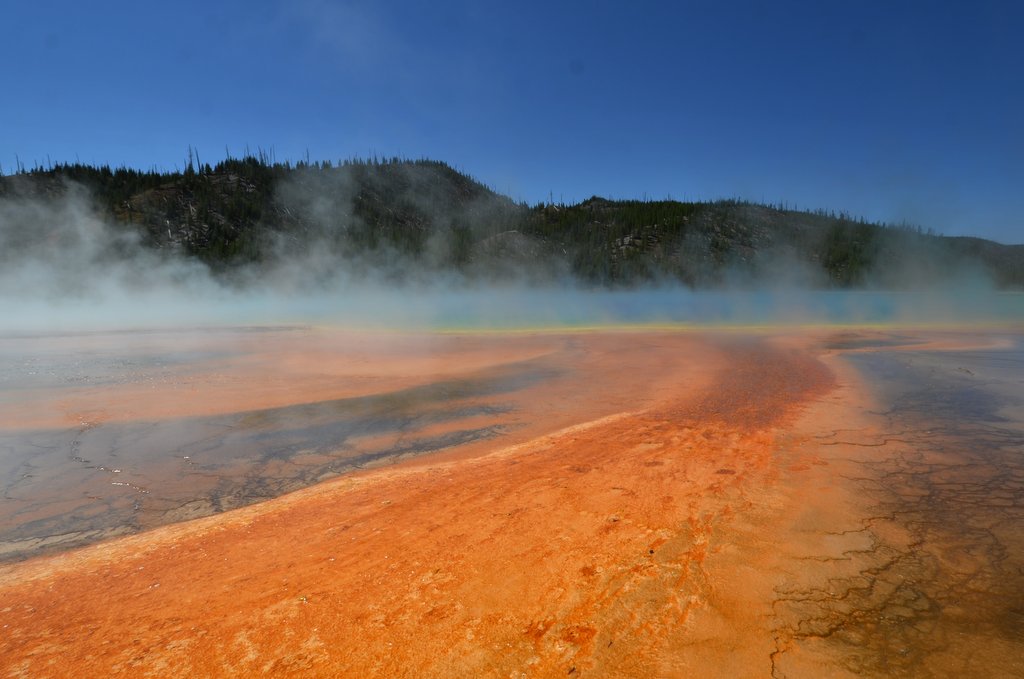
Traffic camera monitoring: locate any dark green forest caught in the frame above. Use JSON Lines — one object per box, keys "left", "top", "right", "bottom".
{"left": 1, "top": 155, "right": 1021, "bottom": 288}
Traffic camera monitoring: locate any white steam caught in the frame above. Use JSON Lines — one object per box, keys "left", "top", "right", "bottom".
{"left": 0, "top": 178, "right": 1019, "bottom": 335}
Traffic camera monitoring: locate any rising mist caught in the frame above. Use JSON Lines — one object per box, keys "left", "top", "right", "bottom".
{"left": 1, "top": 158, "right": 1021, "bottom": 334}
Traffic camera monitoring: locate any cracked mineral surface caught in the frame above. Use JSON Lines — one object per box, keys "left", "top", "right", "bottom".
{"left": 0, "top": 326, "right": 1021, "bottom": 677}
{"left": 767, "top": 331, "right": 1024, "bottom": 678}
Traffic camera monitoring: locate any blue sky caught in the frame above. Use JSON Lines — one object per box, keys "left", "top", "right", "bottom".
{"left": 3, "top": 1, "right": 1022, "bottom": 243}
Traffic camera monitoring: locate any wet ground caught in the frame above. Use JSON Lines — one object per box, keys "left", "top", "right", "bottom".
{"left": 0, "top": 327, "right": 698, "bottom": 561}
{"left": 0, "top": 360, "right": 545, "bottom": 559}
{"left": 767, "top": 332, "right": 1024, "bottom": 677}
{"left": 0, "top": 326, "right": 1022, "bottom": 677}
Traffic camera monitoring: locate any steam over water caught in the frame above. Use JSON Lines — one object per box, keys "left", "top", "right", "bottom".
{"left": 6, "top": 288, "right": 1024, "bottom": 334}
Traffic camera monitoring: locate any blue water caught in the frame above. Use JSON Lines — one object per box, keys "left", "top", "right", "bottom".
{"left": 403, "top": 289, "right": 1024, "bottom": 329}
{"left": 6, "top": 288, "right": 1022, "bottom": 334}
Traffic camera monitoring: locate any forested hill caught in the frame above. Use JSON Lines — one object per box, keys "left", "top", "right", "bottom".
{"left": 1, "top": 156, "right": 1021, "bottom": 288}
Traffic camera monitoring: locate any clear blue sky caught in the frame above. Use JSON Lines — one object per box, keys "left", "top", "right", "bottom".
{"left": 3, "top": 1, "right": 1022, "bottom": 243}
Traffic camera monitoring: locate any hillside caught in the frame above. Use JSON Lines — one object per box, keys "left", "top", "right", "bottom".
{"left": 1, "top": 157, "right": 1021, "bottom": 288}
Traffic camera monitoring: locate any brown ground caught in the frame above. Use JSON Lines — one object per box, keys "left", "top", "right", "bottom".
{"left": 1, "top": 329, "right": 842, "bottom": 677}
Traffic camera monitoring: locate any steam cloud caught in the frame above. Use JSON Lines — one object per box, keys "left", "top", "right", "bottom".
{"left": 0, "top": 175, "right": 1018, "bottom": 335}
